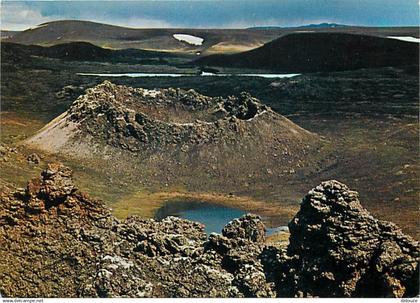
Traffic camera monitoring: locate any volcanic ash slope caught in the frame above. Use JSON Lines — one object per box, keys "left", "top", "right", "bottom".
{"left": 26, "top": 81, "right": 326, "bottom": 190}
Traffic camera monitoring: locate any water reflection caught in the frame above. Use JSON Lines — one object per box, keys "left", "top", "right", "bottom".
{"left": 77, "top": 72, "right": 300, "bottom": 78}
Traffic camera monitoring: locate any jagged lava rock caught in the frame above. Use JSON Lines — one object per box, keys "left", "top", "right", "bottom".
{"left": 278, "top": 180, "right": 419, "bottom": 297}
{"left": 0, "top": 165, "right": 418, "bottom": 298}
{"left": 206, "top": 215, "right": 275, "bottom": 297}
{"left": 222, "top": 214, "right": 266, "bottom": 242}
{"left": 0, "top": 163, "right": 273, "bottom": 298}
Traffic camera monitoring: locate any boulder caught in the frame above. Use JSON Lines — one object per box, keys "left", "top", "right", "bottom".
{"left": 27, "top": 153, "right": 40, "bottom": 164}
{"left": 38, "top": 163, "right": 76, "bottom": 204}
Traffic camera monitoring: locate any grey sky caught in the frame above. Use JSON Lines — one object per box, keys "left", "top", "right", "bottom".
{"left": 1, "top": 0, "right": 419, "bottom": 30}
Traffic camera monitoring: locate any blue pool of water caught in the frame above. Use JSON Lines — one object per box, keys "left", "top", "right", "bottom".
{"left": 155, "top": 201, "right": 287, "bottom": 235}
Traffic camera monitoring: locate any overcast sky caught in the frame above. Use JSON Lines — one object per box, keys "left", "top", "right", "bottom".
{"left": 1, "top": 0, "right": 419, "bottom": 31}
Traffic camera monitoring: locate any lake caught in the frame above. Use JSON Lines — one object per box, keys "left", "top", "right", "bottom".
{"left": 155, "top": 200, "right": 288, "bottom": 235}
{"left": 77, "top": 72, "right": 301, "bottom": 79}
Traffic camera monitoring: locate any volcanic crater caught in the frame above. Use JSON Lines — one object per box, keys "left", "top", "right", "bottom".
{"left": 27, "top": 81, "right": 322, "bottom": 154}
{"left": 25, "top": 81, "right": 329, "bottom": 195}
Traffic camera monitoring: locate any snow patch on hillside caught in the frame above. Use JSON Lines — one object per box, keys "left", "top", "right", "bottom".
{"left": 387, "top": 36, "right": 420, "bottom": 43}
{"left": 173, "top": 34, "right": 204, "bottom": 46}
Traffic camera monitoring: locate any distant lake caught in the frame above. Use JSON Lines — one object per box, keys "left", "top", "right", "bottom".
{"left": 77, "top": 72, "right": 301, "bottom": 79}
{"left": 155, "top": 200, "right": 288, "bottom": 235}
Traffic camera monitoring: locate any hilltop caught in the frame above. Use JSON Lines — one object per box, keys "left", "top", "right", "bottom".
{"left": 195, "top": 32, "right": 419, "bottom": 72}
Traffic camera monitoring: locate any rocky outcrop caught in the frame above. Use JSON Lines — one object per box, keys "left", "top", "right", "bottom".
{"left": 0, "top": 165, "right": 418, "bottom": 298}
{"left": 222, "top": 214, "right": 266, "bottom": 242}
{"left": 271, "top": 180, "right": 419, "bottom": 298}
{"left": 0, "top": 163, "right": 273, "bottom": 298}
{"left": 205, "top": 215, "right": 274, "bottom": 297}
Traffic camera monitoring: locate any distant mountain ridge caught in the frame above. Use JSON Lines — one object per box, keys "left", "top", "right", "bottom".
{"left": 297, "top": 22, "right": 349, "bottom": 28}
{"left": 3, "top": 20, "right": 418, "bottom": 56}
{"left": 247, "top": 23, "right": 349, "bottom": 30}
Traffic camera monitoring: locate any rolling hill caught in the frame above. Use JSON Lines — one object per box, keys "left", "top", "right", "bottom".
{"left": 3, "top": 20, "right": 284, "bottom": 55}
{"left": 3, "top": 20, "right": 419, "bottom": 56}
{"left": 1, "top": 41, "right": 175, "bottom": 63}
{"left": 195, "top": 32, "right": 419, "bottom": 72}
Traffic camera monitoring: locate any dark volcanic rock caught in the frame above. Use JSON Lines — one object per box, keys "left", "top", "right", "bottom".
{"left": 222, "top": 214, "right": 266, "bottom": 243}
{"left": 38, "top": 162, "right": 77, "bottom": 202}
{"left": 0, "top": 165, "right": 418, "bottom": 298}
{"left": 0, "top": 164, "right": 271, "bottom": 297}
{"left": 27, "top": 153, "right": 41, "bottom": 164}
{"left": 66, "top": 81, "right": 272, "bottom": 151}
{"left": 276, "top": 180, "right": 419, "bottom": 298}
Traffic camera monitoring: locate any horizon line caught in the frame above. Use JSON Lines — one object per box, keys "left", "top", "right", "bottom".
{"left": 1, "top": 19, "right": 420, "bottom": 32}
